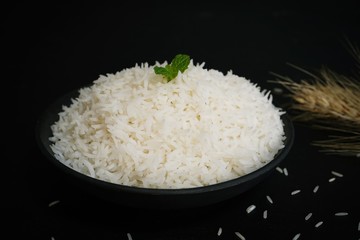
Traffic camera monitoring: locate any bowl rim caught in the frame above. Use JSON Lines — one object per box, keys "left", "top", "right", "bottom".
{"left": 35, "top": 87, "right": 294, "bottom": 196}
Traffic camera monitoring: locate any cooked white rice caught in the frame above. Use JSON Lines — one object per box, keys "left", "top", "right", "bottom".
{"left": 49, "top": 60, "right": 285, "bottom": 189}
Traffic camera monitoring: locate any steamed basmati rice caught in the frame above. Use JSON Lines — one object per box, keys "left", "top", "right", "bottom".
{"left": 49, "top": 60, "right": 285, "bottom": 189}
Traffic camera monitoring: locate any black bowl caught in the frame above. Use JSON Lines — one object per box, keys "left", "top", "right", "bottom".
{"left": 36, "top": 87, "right": 294, "bottom": 209}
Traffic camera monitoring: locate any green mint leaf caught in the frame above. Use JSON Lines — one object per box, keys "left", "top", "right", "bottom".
{"left": 170, "top": 54, "right": 190, "bottom": 73}
{"left": 154, "top": 66, "right": 177, "bottom": 81}
{"left": 154, "top": 54, "right": 190, "bottom": 82}
{"left": 154, "top": 66, "right": 170, "bottom": 77}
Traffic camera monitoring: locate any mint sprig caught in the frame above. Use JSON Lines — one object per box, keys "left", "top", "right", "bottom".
{"left": 154, "top": 54, "right": 190, "bottom": 82}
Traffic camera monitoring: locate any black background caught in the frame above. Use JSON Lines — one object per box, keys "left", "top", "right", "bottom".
{"left": 5, "top": 1, "right": 360, "bottom": 239}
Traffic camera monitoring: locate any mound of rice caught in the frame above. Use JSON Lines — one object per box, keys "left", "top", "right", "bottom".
{"left": 49, "top": 60, "right": 285, "bottom": 189}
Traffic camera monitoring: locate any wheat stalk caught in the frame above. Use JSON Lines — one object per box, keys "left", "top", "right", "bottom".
{"left": 271, "top": 40, "right": 360, "bottom": 157}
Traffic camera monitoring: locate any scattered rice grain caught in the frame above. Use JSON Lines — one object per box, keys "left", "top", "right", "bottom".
{"left": 246, "top": 204, "right": 256, "bottom": 213}
{"left": 335, "top": 212, "right": 348, "bottom": 216}
{"left": 273, "top": 87, "right": 283, "bottom": 94}
{"left": 358, "top": 221, "right": 360, "bottom": 231}
{"left": 305, "top": 213, "right": 312, "bottom": 221}
{"left": 235, "top": 232, "right": 246, "bottom": 240}
{"left": 217, "top": 227, "right": 222, "bottom": 236}
{"left": 283, "top": 168, "right": 288, "bottom": 176}
{"left": 328, "top": 177, "right": 336, "bottom": 182}
{"left": 331, "top": 171, "right": 343, "bottom": 177}
{"left": 315, "top": 221, "right": 323, "bottom": 228}
{"left": 276, "top": 167, "right": 283, "bottom": 173}
{"left": 127, "top": 233, "right": 133, "bottom": 240}
{"left": 48, "top": 200, "right": 60, "bottom": 207}
{"left": 263, "top": 210, "right": 268, "bottom": 219}
{"left": 266, "top": 195, "right": 273, "bottom": 204}
{"left": 313, "top": 185, "right": 319, "bottom": 193}
{"left": 292, "top": 233, "right": 301, "bottom": 240}
{"left": 291, "top": 190, "right": 301, "bottom": 195}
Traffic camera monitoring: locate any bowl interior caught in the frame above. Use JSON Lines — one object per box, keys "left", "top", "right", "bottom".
{"left": 36, "top": 87, "right": 294, "bottom": 209}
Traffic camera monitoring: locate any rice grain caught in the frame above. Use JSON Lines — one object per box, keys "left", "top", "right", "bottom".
{"left": 313, "top": 185, "right": 319, "bottom": 193}
{"left": 246, "top": 205, "right": 256, "bottom": 214}
{"left": 266, "top": 195, "right": 273, "bottom": 204}
{"left": 127, "top": 233, "right": 133, "bottom": 240}
{"left": 48, "top": 200, "right": 60, "bottom": 207}
{"left": 273, "top": 87, "right": 283, "bottom": 94}
{"left": 291, "top": 190, "right": 301, "bottom": 195}
{"left": 328, "top": 177, "right": 336, "bottom": 182}
{"left": 217, "top": 227, "right": 222, "bottom": 236}
{"left": 315, "top": 221, "right": 323, "bottom": 228}
{"left": 331, "top": 171, "right": 343, "bottom": 177}
{"left": 305, "top": 213, "right": 312, "bottom": 221}
{"left": 235, "top": 232, "right": 246, "bottom": 240}
{"left": 335, "top": 212, "right": 348, "bottom": 216}
{"left": 292, "top": 233, "right": 301, "bottom": 240}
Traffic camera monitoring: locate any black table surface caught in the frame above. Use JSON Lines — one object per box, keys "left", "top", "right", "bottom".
{"left": 6, "top": 2, "right": 360, "bottom": 240}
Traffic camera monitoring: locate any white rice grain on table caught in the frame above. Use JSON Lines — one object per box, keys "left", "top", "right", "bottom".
{"left": 266, "top": 195, "right": 273, "bottom": 204}
{"left": 263, "top": 210, "right": 268, "bottom": 219}
{"left": 235, "top": 231, "right": 246, "bottom": 240}
{"left": 283, "top": 168, "right": 288, "bottom": 176}
{"left": 328, "top": 177, "right": 336, "bottom": 182}
{"left": 291, "top": 190, "right": 301, "bottom": 195}
{"left": 313, "top": 185, "right": 319, "bottom": 193}
{"left": 305, "top": 213, "right": 312, "bottom": 221}
{"left": 272, "top": 87, "right": 283, "bottom": 94}
{"left": 217, "top": 227, "right": 222, "bottom": 236}
{"left": 292, "top": 233, "right": 301, "bottom": 240}
{"left": 246, "top": 204, "right": 256, "bottom": 214}
{"left": 335, "top": 212, "right": 348, "bottom": 216}
{"left": 315, "top": 221, "right": 323, "bottom": 228}
{"left": 48, "top": 200, "right": 60, "bottom": 207}
{"left": 127, "top": 233, "right": 133, "bottom": 240}
{"left": 331, "top": 171, "right": 343, "bottom": 177}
